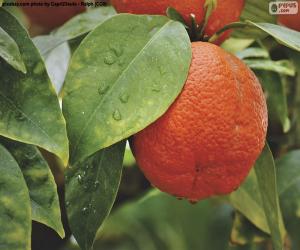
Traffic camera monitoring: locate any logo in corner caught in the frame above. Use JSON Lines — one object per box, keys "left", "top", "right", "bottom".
{"left": 269, "top": 1, "right": 298, "bottom": 15}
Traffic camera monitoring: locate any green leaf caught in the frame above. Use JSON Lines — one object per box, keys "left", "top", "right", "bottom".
{"left": 0, "top": 26, "right": 26, "bottom": 73}
{"left": 65, "top": 141, "right": 126, "bottom": 250}
{"left": 166, "top": 7, "right": 187, "bottom": 27}
{"left": 43, "top": 43, "right": 71, "bottom": 94}
{"left": 228, "top": 145, "right": 287, "bottom": 248}
{"left": 254, "top": 145, "right": 286, "bottom": 250}
{"left": 0, "top": 8, "right": 69, "bottom": 164}
{"left": 230, "top": 213, "right": 269, "bottom": 245}
{"left": 256, "top": 71, "right": 290, "bottom": 133}
{"left": 276, "top": 150, "right": 300, "bottom": 196}
{"left": 228, "top": 169, "right": 270, "bottom": 234}
{"left": 95, "top": 190, "right": 233, "bottom": 250}
{"left": 233, "top": 0, "right": 276, "bottom": 38}
{"left": 287, "top": 50, "right": 300, "bottom": 148}
{"left": 221, "top": 37, "right": 254, "bottom": 54}
{"left": 244, "top": 59, "right": 295, "bottom": 76}
{"left": 0, "top": 138, "right": 65, "bottom": 238}
{"left": 248, "top": 22, "right": 300, "bottom": 52}
{"left": 34, "top": 6, "right": 116, "bottom": 56}
{"left": 276, "top": 150, "right": 300, "bottom": 249}
{"left": 236, "top": 47, "right": 269, "bottom": 59}
{"left": 62, "top": 14, "right": 192, "bottom": 164}
{"left": 0, "top": 144, "right": 31, "bottom": 250}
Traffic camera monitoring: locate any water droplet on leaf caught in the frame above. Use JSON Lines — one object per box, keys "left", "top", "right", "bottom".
{"left": 113, "top": 109, "right": 122, "bottom": 121}
{"left": 15, "top": 111, "right": 26, "bottom": 121}
{"left": 110, "top": 44, "right": 123, "bottom": 57}
{"left": 119, "top": 93, "right": 129, "bottom": 103}
{"left": 25, "top": 151, "right": 37, "bottom": 160}
{"left": 77, "top": 174, "right": 83, "bottom": 184}
{"left": 159, "top": 66, "right": 167, "bottom": 76}
{"left": 104, "top": 54, "right": 116, "bottom": 65}
{"left": 152, "top": 83, "right": 161, "bottom": 92}
{"left": 82, "top": 207, "right": 89, "bottom": 214}
{"left": 93, "top": 181, "right": 100, "bottom": 190}
{"left": 98, "top": 82, "right": 109, "bottom": 95}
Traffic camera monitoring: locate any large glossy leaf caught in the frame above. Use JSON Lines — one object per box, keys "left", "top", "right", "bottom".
{"left": 254, "top": 145, "right": 285, "bottom": 250}
{"left": 65, "top": 141, "right": 126, "bottom": 250}
{"left": 0, "top": 8, "right": 69, "bottom": 164}
{"left": 0, "top": 138, "right": 65, "bottom": 238}
{"left": 248, "top": 22, "right": 300, "bottom": 52}
{"left": 233, "top": 0, "right": 276, "bottom": 38}
{"left": 0, "top": 144, "right": 31, "bottom": 250}
{"left": 228, "top": 145, "right": 286, "bottom": 249}
{"left": 62, "top": 14, "right": 192, "bottom": 164}
{"left": 34, "top": 7, "right": 116, "bottom": 56}
{"left": 256, "top": 71, "right": 290, "bottom": 133}
{"left": 0, "top": 26, "right": 26, "bottom": 73}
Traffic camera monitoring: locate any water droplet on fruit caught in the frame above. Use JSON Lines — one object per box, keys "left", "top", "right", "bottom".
{"left": 113, "top": 109, "right": 122, "bottom": 121}
{"left": 119, "top": 93, "right": 129, "bottom": 103}
{"left": 151, "top": 83, "right": 161, "bottom": 92}
{"left": 98, "top": 83, "right": 109, "bottom": 95}
{"left": 104, "top": 54, "right": 116, "bottom": 65}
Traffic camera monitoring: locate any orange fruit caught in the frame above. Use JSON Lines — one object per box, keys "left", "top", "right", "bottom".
{"left": 111, "top": 0, "right": 245, "bottom": 44}
{"left": 18, "top": 0, "right": 86, "bottom": 32}
{"left": 131, "top": 42, "right": 268, "bottom": 201}
{"left": 277, "top": 1, "right": 300, "bottom": 31}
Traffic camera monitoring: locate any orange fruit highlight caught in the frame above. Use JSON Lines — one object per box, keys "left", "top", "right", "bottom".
{"left": 277, "top": 1, "right": 300, "bottom": 31}
{"left": 111, "top": 0, "right": 245, "bottom": 44}
{"left": 18, "top": 0, "right": 86, "bottom": 32}
{"left": 131, "top": 42, "right": 268, "bottom": 201}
